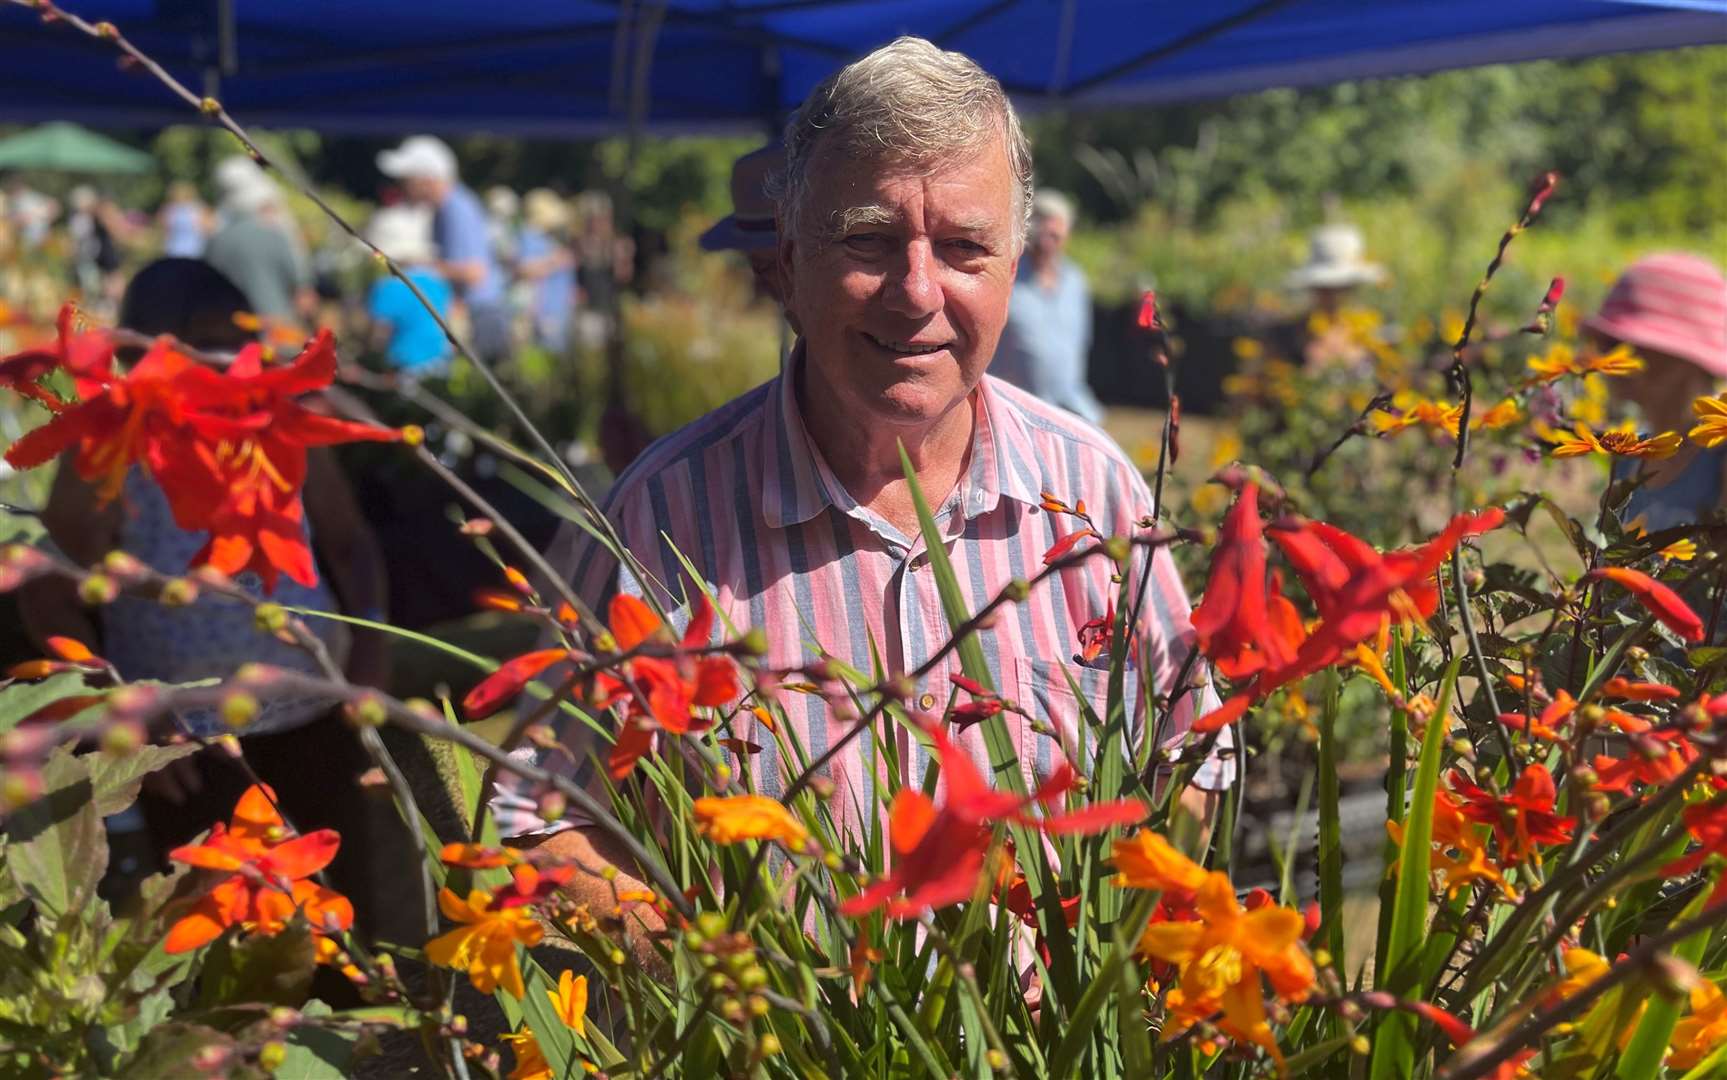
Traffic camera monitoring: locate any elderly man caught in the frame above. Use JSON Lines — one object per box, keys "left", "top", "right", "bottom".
{"left": 494, "top": 37, "right": 1227, "bottom": 924}
{"left": 376, "top": 135, "right": 511, "bottom": 365}
{"left": 991, "top": 190, "right": 1106, "bottom": 423}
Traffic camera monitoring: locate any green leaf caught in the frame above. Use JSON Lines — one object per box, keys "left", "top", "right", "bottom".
{"left": 197, "top": 922, "right": 317, "bottom": 1009}
{"left": 4, "top": 748, "right": 106, "bottom": 919}
{"left": 1369, "top": 656, "right": 1460, "bottom": 1080}
{"left": 1315, "top": 670, "right": 1346, "bottom": 970}
{"left": 0, "top": 672, "right": 100, "bottom": 734}
{"left": 276, "top": 1001, "right": 367, "bottom": 1078}
{"left": 116, "top": 1023, "right": 242, "bottom": 1079}
{"left": 87, "top": 743, "right": 201, "bottom": 817}
{"left": 1614, "top": 887, "right": 1712, "bottom": 1080}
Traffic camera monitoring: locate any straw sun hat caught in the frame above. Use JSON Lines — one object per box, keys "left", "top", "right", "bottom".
{"left": 1286, "top": 223, "right": 1385, "bottom": 290}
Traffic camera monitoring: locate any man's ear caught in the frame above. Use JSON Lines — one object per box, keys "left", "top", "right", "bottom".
{"left": 775, "top": 221, "right": 797, "bottom": 309}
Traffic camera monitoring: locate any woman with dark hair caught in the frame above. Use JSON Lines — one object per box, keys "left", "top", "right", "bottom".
{"left": 17, "top": 258, "right": 413, "bottom": 938}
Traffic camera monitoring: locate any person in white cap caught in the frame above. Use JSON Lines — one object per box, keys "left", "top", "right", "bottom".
{"left": 205, "top": 156, "right": 314, "bottom": 322}
{"left": 363, "top": 204, "right": 453, "bottom": 374}
{"left": 1285, "top": 222, "right": 1384, "bottom": 316}
{"left": 376, "top": 135, "right": 510, "bottom": 364}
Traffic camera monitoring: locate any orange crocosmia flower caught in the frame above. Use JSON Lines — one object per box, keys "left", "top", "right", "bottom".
{"left": 1388, "top": 790, "right": 1512, "bottom": 900}
{"left": 1587, "top": 566, "right": 1706, "bottom": 642}
{"left": 1448, "top": 764, "right": 1575, "bottom": 865}
{"left": 425, "top": 887, "right": 544, "bottom": 998}
{"left": 1602, "top": 677, "right": 1681, "bottom": 702}
{"left": 164, "top": 784, "right": 352, "bottom": 954}
{"left": 692, "top": 794, "right": 810, "bottom": 849}
{"left": 1668, "top": 978, "right": 1727, "bottom": 1071}
{"left": 1111, "top": 829, "right": 1209, "bottom": 896}
{"left": 6, "top": 635, "right": 106, "bottom": 680}
{"left": 440, "top": 842, "right": 520, "bottom": 869}
{"left": 473, "top": 588, "right": 528, "bottom": 613}
{"left": 1042, "top": 525, "right": 1098, "bottom": 566}
{"left": 1191, "top": 483, "right": 1304, "bottom": 681}
{"left": 501, "top": 968, "right": 594, "bottom": 1079}
{"left": 1135, "top": 870, "right": 1315, "bottom": 1075}
{"left": 839, "top": 723, "right": 1144, "bottom": 920}
{"left": 1472, "top": 398, "right": 1522, "bottom": 430}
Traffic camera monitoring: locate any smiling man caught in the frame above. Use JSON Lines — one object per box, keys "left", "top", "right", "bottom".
{"left": 494, "top": 36, "right": 1230, "bottom": 920}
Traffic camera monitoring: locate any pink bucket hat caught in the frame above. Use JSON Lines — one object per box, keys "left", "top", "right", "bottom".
{"left": 1583, "top": 251, "right": 1727, "bottom": 377}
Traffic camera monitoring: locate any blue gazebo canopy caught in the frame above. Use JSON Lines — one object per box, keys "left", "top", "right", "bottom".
{"left": 0, "top": 0, "right": 1722, "bottom": 135}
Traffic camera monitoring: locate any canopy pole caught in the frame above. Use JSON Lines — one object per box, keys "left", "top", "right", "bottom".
{"left": 598, "top": 0, "right": 665, "bottom": 470}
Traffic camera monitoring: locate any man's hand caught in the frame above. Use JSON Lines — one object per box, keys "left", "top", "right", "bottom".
{"left": 510, "top": 824, "right": 671, "bottom": 978}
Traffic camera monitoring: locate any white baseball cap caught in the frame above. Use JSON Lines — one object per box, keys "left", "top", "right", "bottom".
{"left": 377, "top": 135, "right": 458, "bottom": 183}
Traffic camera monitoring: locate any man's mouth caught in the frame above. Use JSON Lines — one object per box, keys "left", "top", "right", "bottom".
{"left": 864, "top": 331, "right": 951, "bottom": 357}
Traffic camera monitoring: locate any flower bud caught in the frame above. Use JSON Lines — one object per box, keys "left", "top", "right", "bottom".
{"left": 987, "top": 1050, "right": 1009, "bottom": 1069}
{"left": 348, "top": 694, "right": 387, "bottom": 728}
{"left": 269, "top": 1006, "right": 301, "bottom": 1029}
{"left": 100, "top": 720, "right": 144, "bottom": 757}
{"left": 102, "top": 550, "right": 146, "bottom": 581}
{"left": 759, "top": 1034, "right": 782, "bottom": 1057}
{"left": 1104, "top": 536, "right": 1131, "bottom": 564}
{"left": 537, "top": 790, "right": 566, "bottom": 823}
{"left": 159, "top": 578, "right": 199, "bottom": 607}
{"left": 2, "top": 769, "right": 44, "bottom": 810}
{"left": 1003, "top": 579, "right": 1031, "bottom": 602}
{"left": 810, "top": 777, "right": 836, "bottom": 800}
{"left": 258, "top": 1041, "right": 287, "bottom": 1071}
{"left": 749, "top": 995, "right": 770, "bottom": 1016}
{"left": 1351, "top": 1035, "right": 1371, "bottom": 1055}
{"left": 79, "top": 574, "right": 118, "bottom": 605}
{"left": 254, "top": 603, "right": 289, "bottom": 634}
{"left": 400, "top": 424, "right": 425, "bottom": 447}
{"left": 199, "top": 96, "right": 222, "bottom": 115}
{"left": 737, "top": 628, "right": 768, "bottom": 657}
{"left": 221, "top": 692, "right": 260, "bottom": 731}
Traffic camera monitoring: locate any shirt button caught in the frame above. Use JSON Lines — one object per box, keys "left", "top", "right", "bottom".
{"left": 918, "top": 692, "right": 937, "bottom": 710}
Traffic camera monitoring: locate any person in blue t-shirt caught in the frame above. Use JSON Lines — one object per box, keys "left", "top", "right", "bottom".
{"left": 376, "top": 135, "right": 512, "bottom": 365}
{"left": 364, "top": 204, "right": 453, "bottom": 375}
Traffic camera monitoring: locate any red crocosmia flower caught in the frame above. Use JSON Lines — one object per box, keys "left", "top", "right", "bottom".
{"left": 1602, "top": 677, "right": 1681, "bottom": 702}
{"left": 1076, "top": 601, "right": 1134, "bottom": 665}
{"left": 164, "top": 784, "right": 353, "bottom": 954}
{"left": 463, "top": 648, "right": 578, "bottom": 719}
{"left": 1498, "top": 689, "right": 1577, "bottom": 742}
{"left": 840, "top": 724, "right": 1144, "bottom": 919}
{"left": 1448, "top": 764, "right": 1576, "bottom": 864}
{"left": 0, "top": 348, "right": 69, "bottom": 413}
{"left": 1043, "top": 526, "right": 1097, "bottom": 566}
{"left": 491, "top": 862, "right": 577, "bottom": 909}
{"left": 1192, "top": 484, "right": 1303, "bottom": 680}
{"left": 1136, "top": 290, "right": 1161, "bottom": 331}
{"left": 1408, "top": 999, "right": 1534, "bottom": 1080}
{"left": 1195, "top": 508, "right": 1505, "bottom": 731}
{"left": 1586, "top": 567, "right": 1705, "bottom": 642}
{"left": 1663, "top": 799, "right": 1727, "bottom": 908}
{"left": 5, "top": 319, "right": 401, "bottom": 592}
{"left": 1593, "top": 732, "right": 1697, "bottom": 796}
{"left": 949, "top": 673, "right": 1006, "bottom": 731}
{"left": 588, "top": 594, "right": 742, "bottom": 779}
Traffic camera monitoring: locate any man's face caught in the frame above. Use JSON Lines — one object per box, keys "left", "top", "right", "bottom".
{"left": 403, "top": 176, "right": 446, "bottom": 206}
{"left": 1029, "top": 212, "right": 1069, "bottom": 266}
{"left": 780, "top": 136, "right": 1020, "bottom": 429}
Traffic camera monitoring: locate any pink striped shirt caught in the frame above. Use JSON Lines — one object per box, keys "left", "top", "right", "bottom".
{"left": 492, "top": 359, "right": 1229, "bottom": 839}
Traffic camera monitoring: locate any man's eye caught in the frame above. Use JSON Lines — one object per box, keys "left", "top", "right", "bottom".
{"left": 843, "top": 233, "right": 890, "bottom": 254}
{"left": 947, "top": 239, "right": 988, "bottom": 255}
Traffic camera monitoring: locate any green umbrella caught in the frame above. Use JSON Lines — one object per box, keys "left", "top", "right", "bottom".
{"left": 0, "top": 123, "right": 153, "bottom": 175}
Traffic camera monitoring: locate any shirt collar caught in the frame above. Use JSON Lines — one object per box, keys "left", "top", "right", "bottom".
{"left": 761, "top": 343, "right": 1043, "bottom": 530}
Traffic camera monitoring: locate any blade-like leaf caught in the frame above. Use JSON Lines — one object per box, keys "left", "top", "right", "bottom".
{"left": 1369, "top": 656, "right": 1461, "bottom": 1080}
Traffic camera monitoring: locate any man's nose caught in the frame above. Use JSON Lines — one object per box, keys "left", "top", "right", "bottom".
{"left": 885, "top": 240, "right": 942, "bottom": 318}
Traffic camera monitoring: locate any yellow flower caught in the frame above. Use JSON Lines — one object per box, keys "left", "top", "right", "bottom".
{"left": 1556, "top": 948, "right": 1645, "bottom": 1047}
{"left": 1535, "top": 420, "right": 1681, "bottom": 460}
{"left": 1232, "top": 337, "right": 1264, "bottom": 362}
{"left": 1526, "top": 342, "right": 1644, "bottom": 382}
{"left": 1111, "top": 829, "right": 1208, "bottom": 893}
{"left": 1690, "top": 394, "right": 1727, "bottom": 448}
{"left": 500, "top": 970, "right": 592, "bottom": 1079}
{"left": 1473, "top": 398, "right": 1522, "bottom": 430}
{"left": 1441, "top": 310, "right": 1467, "bottom": 345}
{"left": 425, "top": 888, "right": 544, "bottom": 999}
{"left": 692, "top": 795, "right": 810, "bottom": 849}
{"left": 1660, "top": 538, "right": 1698, "bottom": 561}
{"left": 1210, "top": 430, "right": 1244, "bottom": 469}
{"left": 1669, "top": 979, "right": 1727, "bottom": 1070}
{"left": 1372, "top": 391, "right": 1462, "bottom": 439}
{"left": 1136, "top": 872, "right": 1315, "bottom": 1075}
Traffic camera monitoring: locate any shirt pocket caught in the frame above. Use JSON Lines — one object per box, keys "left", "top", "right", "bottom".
{"left": 1011, "top": 657, "right": 1141, "bottom": 791}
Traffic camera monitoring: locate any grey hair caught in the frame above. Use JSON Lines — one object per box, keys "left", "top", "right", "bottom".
{"left": 773, "top": 36, "right": 1034, "bottom": 251}
{"left": 1031, "top": 189, "right": 1075, "bottom": 228}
